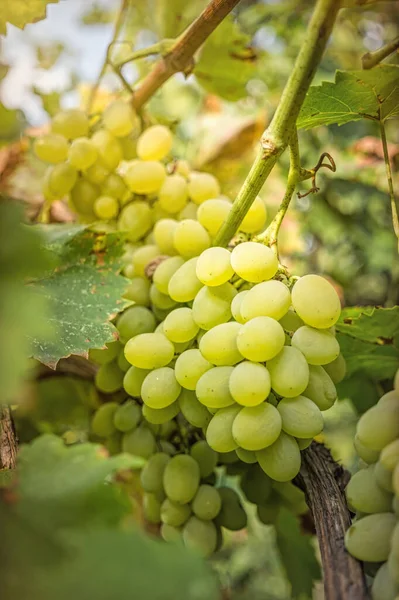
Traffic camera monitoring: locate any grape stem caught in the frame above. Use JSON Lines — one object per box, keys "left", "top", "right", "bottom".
{"left": 213, "top": 0, "right": 341, "bottom": 248}
{"left": 131, "top": 0, "right": 241, "bottom": 110}
{"left": 0, "top": 405, "right": 18, "bottom": 470}
{"left": 294, "top": 443, "right": 369, "bottom": 600}
{"left": 362, "top": 35, "right": 399, "bottom": 69}
{"left": 379, "top": 116, "right": 399, "bottom": 245}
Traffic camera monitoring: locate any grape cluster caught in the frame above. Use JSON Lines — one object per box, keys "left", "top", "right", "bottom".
{"left": 345, "top": 369, "right": 399, "bottom": 599}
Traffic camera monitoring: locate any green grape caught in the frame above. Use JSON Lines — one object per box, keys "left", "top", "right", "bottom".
{"left": 103, "top": 99, "right": 138, "bottom": 137}
{"left": 240, "top": 280, "right": 291, "bottom": 322}
{"left": 345, "top": 512, "right": 397, "bottom": 562}
{"left": 195, "top": 247, "right": 234, "bottom": 287}
{"left": 168, "top": 257, "right": 203, "bottom": 302}
{"left": 257, "top": 500, "right": 281, "bottom": 525}
{"left": 378, "top": 390, "right": 399, "bottom": 409}
{"left": 178, "top": 201, "right": 198, "bottom": 221}
{"left": 380, "top": 439, "right": 399, "bottom": 472}
{"left": 132, "top": 245, "right": 160, "bottom": 277}
{"left": 159, "top": 440, "right": 177, "bottom": 456}
{"left": 89, "top": 340, "right": 120, "bottom": 365}
{"left": 178, "top": 389, "right": 212, "bottom": 428}
{"left": 136, "top": 124, "right": 173, "bottom": 161}
{"left": 140, "top": 452, "right": 171, "bottom": 493}
{"left": 174, "top": 349, "right": 213, "bottom": 391}
{"left": 122, "top": 424, "right": 156, "bottom": 458}
{"left": 374, "top": 461, "right": 394, "bottom": 493}
{"left": 277, "top": 395, "right": 324, "bottom": 438}
{"left": 183, "top": 516, "right": 217, "bottom": 556}
{"left": 163, "top": 307, "right": 199, "bottom": 343}
{"left": 371, "top": 562, "right": 399, "bottom": 600}
{"left": 395, "top": 367, "right": 399, "bottom": 391}
{"left": 163, "top": 454, "right": 200, "bottom": 504}
{"left": 236, "top": 448, "right": 257, "bottom": 464}
{"left": 159, "top": 419, "right": 177, "bottom": 438}
{"left": 152, "top": 220, "right": 179, "bottom": 256}
{"left": 206, "top": 405, "right": 241, "bottom": 452}
{"left": 296, "top": 438, "right": 313, "bottom": 450}
{"left": 95, "top": 360, "right": 124, "bottom": 393}
{"left": 192, "top": 485, "right": 222, "bottom": 520}
{"left": 199, "top": 322, "right": 242, "bottom": 365}
{"left": 155, "top": 321, "right": 192, "bottom": 354}
{"left": 197, "top": 198, "right": 232, "bottom": 236}
{"left": 232, "top": 402, "right": 282, "bottom": 451}
{"left": 291, "top": 274, "right": 341, "bottom": 329}
{"left": 190, "top": 440, "right": 218, "bottom": 478}
{"left": 214, "top": 487, "right": 247, "bottom": 531}
{"left": 239, "top": 196, "right": 267, "bottom": 233}
{"left": 117, "top": 201, "right": 153, "bottom": 242}
{"left": 304, "top": 365, "right": 337, "bottom": 411}
{"left": 117, "top": 306, "right": 156, "bottom": 344}
{"left": 47, "top": 162, "right": 78, "bottom": 197}
{"left": 279, "top": 308, "right": 304, "bottom": 333}
{"left": 257, "top": 432, "right": 301, "bottom": 482}
{"left": 123, "top": 276, "right": 151, "bottom": 306}
{"left": 94, "top": 195, "right": 119, "bottom": 219}
{"left": 124, "top": 332, "right": 174, "bottom": 369}
{"left": 161, "top": 523, "right": 183, "bottom": 542}
{"left": 192, "top": 282, "right": 236, "bottom": 330}
{"left": 158, "top": 174, "right": 188, "bottom": 213}
{"left": 267, "top": 346, "right": 310, "bottom": 397}
{"left": 357, "top": 404, "right": 399, "bottom": 451}
{"left": 142, "top": 400, "right": 180, "bottom": 424}
{"left": 231, "top": 290, "right": 249, "bottom": 324}
{"left": 123, "top": 365, "right": 150, "bottom": 397}
{"left": 231, "top": 242, "right": 278, "bottom": 283}
{"left": 141, "top": 367, "right": 181, "bottom": 409}
{"left": 240, "top": 463, "right": 273, "bottom": 504}
{"left": 143, "top": 492, "right": 162, "bottom": 523}
{"left": 237, "top": 316, "right": 285, "bottom": 362}
{"left": 68, "top": 137, "right": 97, "bottom": 170}
{"left": 196, "top": 366, "right": 235, "bottom": 409}
{"left": 117, "top": 350, "right": 131, "bottom": 372}
{"left": 187, "top": 172, "right": 220, "bottom": 205}
{"left": 85, "top": 161, "right": 109, "bottom": 185}
{"left": 34, "top": 133, "right": 69, "bottom": 163}
{"left": 291, "top": 326, "right": 340, "bottom": 366}
{"left": 323, "top": 352, "right": 347, "bottom": 383}
{"left": 51, "top": 109, "right": 89, "bottom": 140}
{"left": 91, "top": 129, "right": 123, "bottom": 170}
{"left": 124, "top": 160, "right": 166, "bottom": 194}
{"left": 273, "top": 481, "right": 307, "bottom": 509}
{"left": 104, "top": 432, "right": 122, "bottom": 456}
{"left": 354, "top": 434, "right": 380, "bottom": 464}
{"left": 161, "top": 498, "right": 191, "bottom": 526}
{"left": 388, "top": 552, "right": 399, "bottom": 586}
{"left": 345, "top": 464, "right": 393, "bottom": 514}
{"left": 102, "top": 172, "right": 128, "bottom": 200}
{"left": 150, "top": 284, "right": 177, "bottom": 310}
{"left": 229, "top": 361, "right": 271, "bottom": 407}
{"left": 70, "top": 179, "right": 98, "bottom": 217}
{"left": 91, "top": 402, "right": 118, "bottom": 437}
{"left": 113, "top": 399, "right": 142, "bottom": 432}
{"left": 173, "top": 219, "right": 210, "bottom": 258}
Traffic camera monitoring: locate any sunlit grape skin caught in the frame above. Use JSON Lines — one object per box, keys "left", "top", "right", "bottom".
{"left": 291, "top": 274, "right": 341, "bottom": 329}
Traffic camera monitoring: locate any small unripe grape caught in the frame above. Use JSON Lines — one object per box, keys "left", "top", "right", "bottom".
{"left": 153, "top": 256, "right": 185, "bottom": 295}
{"left": 183, "top": 516, "right": 217, "bottom": 556}
{"left": 214, "top": 486, "right": 247, "bottom": 531}
{"left": 70, "top": 179, "right": 98, "bottom": 217}
{"left": 323, "top": 353, "right": 347, "bottom": 384}
{"left": 291, "top": 274, "right": 341, "bottom": 329}
{"left": 161, "top": 498, "right": 191, "bottom": 526}
{"left": 304, "top": 365, "right": 337, "bottom": 411}
{"left": 141, "top": 367, "right": 181, "bottom": 409}
{"left": 206, "top": 405, "right": 241, "bottom": 453}
{"left": 163, "top": 454, "right": 200, "bottom": 504}
{"left": 123, "top": 276, "right": 151, "bottom": 306}
{"left": 192, "top": 485, "right": 222, "bottom": 520}
{"left": 153, "top": 220, "right": 179, "bottom": 256}
{"left": 192, "top": 283, "right": 236, "bottom": 331}
{"left": 158, "top": 174, "right": 188, "bottom": 213}
{"left": 173, "top": 219, "right": 211, "bottom": 258}
{"left": 103, "top": 99, "right": 139, "bottom": 137}
{"left": 188, "top": 172, "right": 220, "bottom": 205}
{"left": 143, "top": 492, "right": 162, "bottom": 523}
{"left": 51, "top": 109, "right": 89, "bottom": 140}
{"left": 68, "top": 137, "right": 98, "bottom": 170}
{"left": 140, "top": 452, "right": 171, "bottom": 493}
{"left": 95, "top": 361, "right": 124, "bottom": 394}
{"left": 47, "top": 163, "right": 77, "bottom": 198}
{"left": 231, "top": 242, "right": 278, "bottom": 283}
{"left": 190, "top": 440, "right": 218, "bottom": 478}
{"left": 240, "top": 463, "right": 273, "bottom": 504}
{"left": 122, "top": 425, "right": 156, "bottom": 458}
{"left": 85, "top": 161, "right": 109, "bottom": 185}
{"left": 91, "top": 129, "right": 123, "bottom": 170}
{"left": 178, "top": 389, "right": 212, "bottom": 429}
{"left": 123, "top": 365, "right": 150, "bottom": 397}
{"left": 168, "top": 257, "right": 203, "bottom": 303}
{"left": 197, "top": 198, "right": 231, "bottom": 236}
{"left": 113, "top": 400, "right": 142, "bottom": 433}
{"left": 102, "top": 172, "right": 128, "bottom": 200}
{"left": 94, "top": 195, "right": 119, "bottom": 219}
{"left": 136, "top": 125, "right": 173, "bottom": 161}
{"left": 239, "top": 196, "right": 267, "bottom": 233}
{"left": 117, "top": 305, "right": 156, "bottom": 344}
{"left": 142, "top": 400, "right": 180, "bottom": 424}
{"left": 34, "top": 133, "right": 69, "bottom": 163}
{"left": 117, "top": 202, "right": 153, "bottom": 242}
{"left": 91, "top": 402, "right": 118, "bottom": 437}
{"left": 124, "top": 160, "right": 166, "bottom": 195}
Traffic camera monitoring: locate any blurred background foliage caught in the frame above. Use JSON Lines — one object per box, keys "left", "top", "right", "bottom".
{"left": 0, "top": 1, "right": 398, "bottom": 598}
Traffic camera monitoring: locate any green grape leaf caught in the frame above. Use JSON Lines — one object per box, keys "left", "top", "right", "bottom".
{"left": 297, "top": 65, "right": 399, "bottom": 129}
{"left": 155, "top": 0, "right": 207, "bottom": 38}
{"left": 275, "top": 508, "right": 321, "bottom": 599}
{"left": 336, "top": 306, "right": 399, "bottom": 380}
{"left": 1, "top": 434, "right": 218, "bottom": 600}
{"left": 28, "top": 225, "right": 130, "bottom": 368}
{"left": 0, "top": 0, "right": 59, "bottom": 35}
{"left": 195, "top": 17, "right": 257, "bottom": 101}
{"left": 337, "top": 374, "right": 379, "bottom": 414}
{"left": 0, "top": 200, "right": 54, "bottom": 404}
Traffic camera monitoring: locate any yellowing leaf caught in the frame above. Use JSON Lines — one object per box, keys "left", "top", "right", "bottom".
{"left": 0, "top": 0, "right": 59, "bottom": 35}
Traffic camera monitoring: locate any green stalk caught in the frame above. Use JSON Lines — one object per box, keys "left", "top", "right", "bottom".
{"left": 213, "top": 0, "right": 341, "bottom": 247}
{"left": 380, "top": 119, "right": 399, "bottom": 246}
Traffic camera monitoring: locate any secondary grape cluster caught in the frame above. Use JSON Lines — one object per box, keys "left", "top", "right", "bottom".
{"left": 345, "top": 369, "right": 399, "bottom": 599}
{"left": 34, "top": 101, "right": 345, "bottom": 556}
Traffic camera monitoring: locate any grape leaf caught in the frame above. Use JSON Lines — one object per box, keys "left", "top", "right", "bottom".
{"left": 297, "top": 65, "right": 399, "bottom": 129}
{"left": 0, "top": 0, "right": 59, "bottom": 35}
{"left": 28, "top": 225, "right": 130, "bottom": 368}
{"left": 275, "top": 508, "right": 321, "bottom": 599}
{"left": 337, "top": 374, "right": 379, "bottom": 414}
{"left": 155, "top": 0, "right": 208, "bottom": 38}
{"left": 195, "top": 17, "right": 257, "bottom": 101}
{"left": 0, "top": 435, "right": 218, "bottom": 600}
{"left": 0, "top": 200, "right": 54, "bottom": 404}
{"left": 336, "top": 306, "right": 399, "bottom": 380}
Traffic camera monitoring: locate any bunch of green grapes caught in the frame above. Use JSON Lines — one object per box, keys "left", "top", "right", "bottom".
{"left": 345, "top": 368, "right": 399, "bottom": 599}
